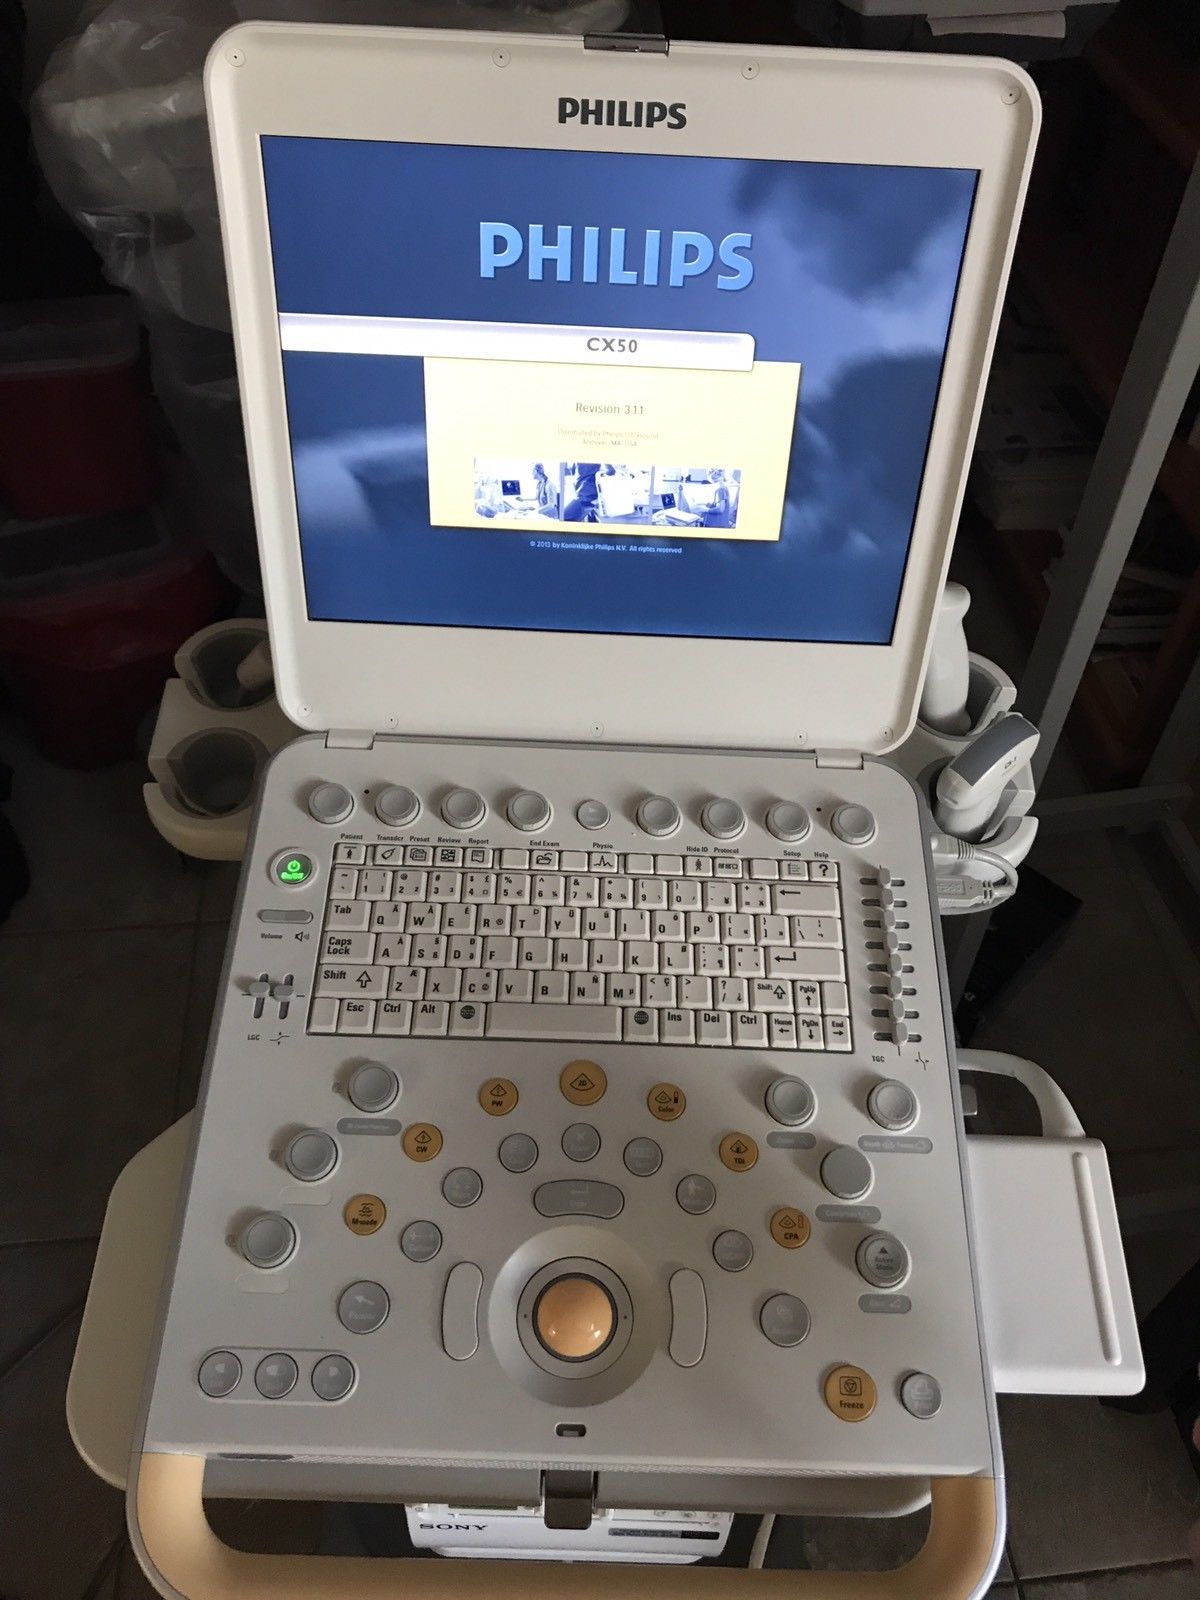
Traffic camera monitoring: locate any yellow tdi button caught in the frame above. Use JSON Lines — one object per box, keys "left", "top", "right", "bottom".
{"left": 718, "top": 1131, "right": 759, "bottom": 1172}
{"left": 560, "top": 1060, "right": 607, "bottom": 1107}
{"left": 402, "top": 1123, "right": 443, "bottom": 1162}
{"left": 770, "top": 1207, "right": 811, "bottom": 1249}
{"left": 343, "top": 1194, "right": 386, "bottom": 1236}
{"left": 824, "top": 1364, "right": 877, "bottom": 1422}
{"left": 534, "top": 1275, "right": 616, "bottom": 1361}
{"left": 479, "top": 1078, "right": 518, "bottom": 1116}
{"left": 647, "top": 1082, "right": 686, "bottom": 1121}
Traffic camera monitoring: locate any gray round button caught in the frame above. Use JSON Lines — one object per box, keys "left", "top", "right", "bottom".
{"left": 284, "top": 1129, "right": 338, "bottom": 1183}
{"left": 759, "top": 1293, "right": 811, "bottom": 1348}
{"left": 254, "top": 1353, "right": 298, "bottom": 1399}
{"left": 337, "top": 1280, "right": 390, "bottom": 1334}
{"left": 623, "top": 1136, "right": 663, "bottom": 1176}
{"left": 498, "top": 1133, "right": 538, "bottom": 1174}
{"left": 856, "top": 1232, "right": 910, "bottom": 1290}
{"left": 442, "top": 1167, "right": 483, "bottom": 1207}
{"left": 311, "top": 1354, "right": 356, "bottom": 1402}
{"left": 900, "top": 1371, "right": 942, "bottom": 1419}
{"left": 821, "top": 1145, "right": 874, "bottom": 1201}
{"left": 867, "top": 1079, "right": 918, "bottom": 1132}
{"left": 636, "top": 794, "right": 681, "bottom": 837}
{"left": 375, "top": 785, "right": 420, "bottom": 827}
{"left": 308, "top": 781, "right": 354, "bottom": 825}
{"left": 348, "top": 1062, "right": 399, "bottom": 1114}
{"left": 507, "top": 790, "right": 552, "bottom": 831}
{"left": 239, "top": 1212, "right": 296, "bottom": 1270}
{"left": 561, "top": 1123, "right": 601, "bottom": 1163}
{"left": 701, "top": 797, "right": 745, "bottom": 840}
{"left": 765, "top": 1075, "right": 816, "bottom": 1127}
{"left": 765, "top": 800, "right": 811, "bottom": 843}
{"left": 713, "top": 1229, "right": 754, "bottom": 1273}
{"left": 441, "top": 787, "right": 486, "bottom": 829}
{"left": 831, "top": 802, "right": 877, "bottom": 846}
{"left": 676, "top": 1174, "right": 716, "bottom": 1215}
{"left": 198, "top": 1351, "right": 241, "bottom": 1397}
{"left": 400, "top": 1220, "right": 443, "bottom": 1262}
{"left": 576, "top": 798, "right": 610, "bottom": 830}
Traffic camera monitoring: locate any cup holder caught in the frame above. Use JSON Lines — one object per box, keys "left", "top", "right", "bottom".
{"left": 165, "top": 730, "right": 269, "bottom": 818}
{"left": 185, "top": 626, "right": 272, "bottom": 710}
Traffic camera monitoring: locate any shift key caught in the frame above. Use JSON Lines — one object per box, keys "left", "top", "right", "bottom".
{"left": 316, "top": 964, "right": 388, "bottom": 998}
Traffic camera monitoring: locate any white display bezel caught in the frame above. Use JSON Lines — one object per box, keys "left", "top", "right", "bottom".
{"left": 206, "top": 25, "right": 1037, "bottom": 753}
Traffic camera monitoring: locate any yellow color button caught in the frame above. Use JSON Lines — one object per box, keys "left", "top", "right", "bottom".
{"left": 560, "top": 1060, "right": 607, "bottom": 1107}
{"left": 402, "top": 1123, "right": 443, "bottom": 1162}
{"left": 824, "top": 1364, "right": 877, "bottom": 1422}
{"left": 770, "top": 1207, "right": 811, "bottom": 1249}
{"left": 718, "top": 1131, "right": 759, "bottom": 1172}
{"left": 647, "top": 1082, "right": 686, "bottom": 1121}
{"left": 479, "top": 1078, "right": 519, "bottom": 1116}
{"left": 343, "top": 1194, "right": 386, "bottom": 1236}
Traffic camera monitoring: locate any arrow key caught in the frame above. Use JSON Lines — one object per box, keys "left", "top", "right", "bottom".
{"left": 316, "top": 964, "right": 387, "bottom": 999}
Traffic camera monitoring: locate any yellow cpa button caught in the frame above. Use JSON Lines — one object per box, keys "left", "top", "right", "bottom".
{"left": 770, "top": 1207, "right": 811, "bottom": 1249}
{"left": 479, "top": 1078, "right": 518, "bottom": 1116}
{"left": 402, "top": 1123, "right": 443, "bottom": 1162}
{"left": 824, "top": 1364, "right": 877, "bottom": 1422}
{"left": 560, "top": 1060, "right": 607, "bottom": 1107}
{"left": 343, "top": 1194, "right": 386, "bottom": 1236}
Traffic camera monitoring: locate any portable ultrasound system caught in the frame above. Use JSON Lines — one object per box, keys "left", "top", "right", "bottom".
{"left": 128, "top": 26, "right": 1040, "bottom": 1598}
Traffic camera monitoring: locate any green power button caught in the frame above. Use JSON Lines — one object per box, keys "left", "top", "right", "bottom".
{"left": 273, "top": 850, "right": 315, "bottom": 887}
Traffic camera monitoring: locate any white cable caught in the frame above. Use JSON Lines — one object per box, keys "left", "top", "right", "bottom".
{"left": 930, "top": 830, "right": 1020, "bottom": 913}
{"left": 748, "top": 1513, "right": 776, "bottom": 1569}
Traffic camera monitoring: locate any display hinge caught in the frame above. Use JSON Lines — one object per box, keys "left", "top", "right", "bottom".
{"left": 325, "top": 730, "right": 376, "bottom": 750}
{"left": 541, "top": 1469, "right": 596, "bottom": 1531}
{"left": 815, "top": 749, "right": 865, "bottom": 770}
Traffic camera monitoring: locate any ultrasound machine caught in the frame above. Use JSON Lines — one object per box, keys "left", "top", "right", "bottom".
{"left": 113, "top": 25, "right": 1138, "bottom": 1598}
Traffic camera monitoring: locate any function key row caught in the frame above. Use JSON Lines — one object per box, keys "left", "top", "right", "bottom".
{"left": 333, "top": 843, "right": 839, "bottom": 882}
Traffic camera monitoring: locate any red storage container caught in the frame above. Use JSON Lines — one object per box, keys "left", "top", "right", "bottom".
{"left": 0, "top": 297, "right": 155, "bottom": 518}
{"left": 0, "top": 510, "right": 229, "bottom": 767}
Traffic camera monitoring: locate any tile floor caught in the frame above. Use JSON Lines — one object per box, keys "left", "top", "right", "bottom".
{"left": 1, "top": 717, "right": 1198, "bottom": 1599}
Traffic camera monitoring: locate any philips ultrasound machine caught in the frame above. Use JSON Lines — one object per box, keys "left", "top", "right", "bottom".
{"left": 118, "top": 24, "right": 1134, "bottom": 1599}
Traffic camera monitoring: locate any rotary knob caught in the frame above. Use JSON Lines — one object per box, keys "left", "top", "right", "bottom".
{"left": 831, "top": 803, "right": 877, "bottom": 846}
{"left": 700, "top": 797, "right": 745, "bottom": 840}
{"left": 636, "top": 795, "right": 681, "bottom": 837}
{"left": 284, "top": 1129, "right": 339, "bottom": 1183}
{"left": 507, "top": 790, "right": 552, "bottom": 832}
{"left": 765, "top": 801, "right": 811, "bottom": 843}
{"left": 374, "top": 785, "right": 420, "bottom": 827}
{"left": 764, "top": 1075, "right": 816, "bottom": 1127}
{"left": 307, "top": 781, "right": 354, "bottom": 825}
{"left": 441, "top": 787, "right": 486, "bottom": 829}
{"left": 238, "top": 1212, "right": 296, "bottom": 1270}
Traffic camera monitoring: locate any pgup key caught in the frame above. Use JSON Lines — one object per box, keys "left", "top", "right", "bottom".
{"left": 316, "top": 963, "right": 388, "bottom": 998}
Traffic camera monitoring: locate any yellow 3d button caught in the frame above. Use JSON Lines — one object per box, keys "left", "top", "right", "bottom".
{"left": 824, "top": 1364, "right": 877, "bottom": 1422}
{"left": 770, "top": 1207, "right": 811, "bottom": 1249}
{"left": 402, "top": 1123, "right": 443, "bottom": 1162}
{"left": 718, "top": 1132, "right": 759, "bottom": 1172}
{"left": 343, "top": 1194, "right": 386, "bottom": 1236}
{"left": 479, "top": 1078, "right": 519, "bottom": 1116}
{"left": 560, "top": 1060, "right": 607, "bottom": 1106}
{"left": 647, "top": 1083, "right": 686, "bottom": 1121}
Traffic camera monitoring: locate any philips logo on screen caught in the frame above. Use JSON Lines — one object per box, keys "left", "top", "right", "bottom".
{"left": 558, "top": 97, "right": 686, "bottom": 129}
{"left": 479, "top": 224, "right": 754, "bottom": 290}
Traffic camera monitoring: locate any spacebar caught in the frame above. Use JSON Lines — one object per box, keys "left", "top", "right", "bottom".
{"left": 485, "top": 1005, "right": 624, "bottom": 1042}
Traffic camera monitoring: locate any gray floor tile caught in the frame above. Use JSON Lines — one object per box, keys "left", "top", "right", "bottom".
{"left": 198, "top": 860, "right": 241, "bottom": 924}
{"left": 0, "top": 724, "right": 202, "bottom": 935}
{"left": 0, "top": 926, "right": 195, "bottom": 1244}
{"left": 0, "top": 1238, "right": 96, "bottom": 1374}
{"left": 1001, "top": 1395, "right": 1200, "bottom": 1578}
{"left": 973, "top": 861, "right": 1200, "bottom": 1154}
{"left": 1107, "top": 1146, "right": 1200, "bottom": 1318}
{"left": 1022, "top": 1563, "right": 1200, "bottom": 1597}
{"left": 0, "top": 1310, "right": 124, "bottom": 1599}
{"left": 177, "top": 921, "right": 231, "bottom": 1115}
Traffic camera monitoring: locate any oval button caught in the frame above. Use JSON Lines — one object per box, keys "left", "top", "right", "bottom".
{"left": 668, "top": 1269, "right": 708, "bottom": 1368}
{"left": 441, "top": 1262, "right": 483, "bottom": 1361}
{"left": 533, "top": 1180, "right": 624, "bottom": 1219}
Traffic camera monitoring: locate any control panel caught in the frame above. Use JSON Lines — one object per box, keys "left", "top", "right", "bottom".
{"left": 141, "top": 736, "right": 994, "bottom": 1500}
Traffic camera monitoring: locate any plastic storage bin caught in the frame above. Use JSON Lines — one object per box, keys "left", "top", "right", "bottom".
{"left": 0, "top": 509, "right": 228, "bottom": 767}
{"left": 0, "top": 296, "right": 155, "bottom": 518}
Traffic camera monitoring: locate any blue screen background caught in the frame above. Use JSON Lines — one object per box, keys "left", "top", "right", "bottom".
{"left": 262, "top": 137, "right": 976, "bottom": 643}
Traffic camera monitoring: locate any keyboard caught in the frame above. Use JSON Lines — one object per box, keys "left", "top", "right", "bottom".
{"left": 308, "top": 844, "right": 871, "bottom": 1049}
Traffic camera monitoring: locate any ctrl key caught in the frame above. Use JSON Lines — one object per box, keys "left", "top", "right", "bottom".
{"left": 197, "top": 1351, "right": 241, "bottom": 1397}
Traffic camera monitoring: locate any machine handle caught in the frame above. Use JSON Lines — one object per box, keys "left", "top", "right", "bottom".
{"left": 132, "top": 1454, "right": 1000, "bottom": 1600}
{"left": 957, "top": 1048, "right": 1085, "bottom": 1140}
